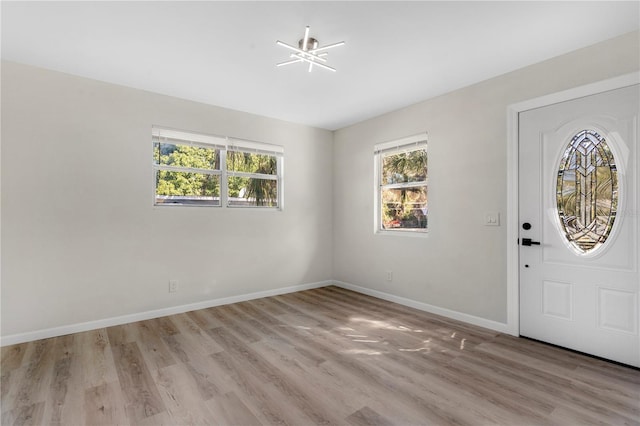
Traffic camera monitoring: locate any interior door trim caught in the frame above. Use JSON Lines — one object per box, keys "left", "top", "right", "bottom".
{"left": 505, "top": 72, "right": 639, "bottom": 336}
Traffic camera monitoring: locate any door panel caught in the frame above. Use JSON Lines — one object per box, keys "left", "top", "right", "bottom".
{"left": 519, "top": 84, "right": 639, "bottom": 367}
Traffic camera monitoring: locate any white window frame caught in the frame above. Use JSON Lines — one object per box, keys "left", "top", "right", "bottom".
{"left": 226, "top": 138, "right": 284, "bottom": 209}
{"left": 152, "top": 127, "right": 284, "bottom": 209}
{"left": 374, "top": 133, "right": 428, "bottom": 236}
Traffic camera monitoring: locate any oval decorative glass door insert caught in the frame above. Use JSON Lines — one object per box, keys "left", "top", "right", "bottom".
{"left": 556, "top": 130, "right": 619, "bottom": 254}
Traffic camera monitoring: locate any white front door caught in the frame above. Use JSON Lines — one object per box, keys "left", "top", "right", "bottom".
{"left": 519, "top": 84, "right": 639, "bottom": 367}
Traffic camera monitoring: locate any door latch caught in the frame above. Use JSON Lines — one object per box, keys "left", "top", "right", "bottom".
{"left": 521, "top": 238, "right": 541, "bottom": 246}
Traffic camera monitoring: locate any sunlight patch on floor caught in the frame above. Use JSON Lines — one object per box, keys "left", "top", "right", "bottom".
{"left": 349, "top": 317, "right": 424, "bottom": 333}
{"left": 342, "top": 349, "right": 383, "bottom": 356}
{"left": 398, "top": 347, "right": 431, "bottom": 353}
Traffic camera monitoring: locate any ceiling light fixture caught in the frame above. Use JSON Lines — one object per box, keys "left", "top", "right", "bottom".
{"left": 276, "top": 26, "right": 345, "bottom": 73}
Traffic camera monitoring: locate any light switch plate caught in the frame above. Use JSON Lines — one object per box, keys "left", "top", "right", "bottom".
{"left": 484, "top": 212, "right": 500, "bottom": 226}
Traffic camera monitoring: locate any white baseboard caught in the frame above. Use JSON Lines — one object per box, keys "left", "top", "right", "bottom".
{"left": 0, "top": 280, "right": 331, "bottom": 347}
{"left": 2, "top": 279, "right": 513, "bottom": 346}
{"left": 332, "top": 280, "right": 513, "bottom": 335}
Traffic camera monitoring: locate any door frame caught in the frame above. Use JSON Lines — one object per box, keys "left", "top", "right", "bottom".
{"left": 505, "top": 72, "right": 639, "bottom": 336}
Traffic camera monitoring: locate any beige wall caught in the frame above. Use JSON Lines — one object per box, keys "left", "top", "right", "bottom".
{"left": 1, "top": 61, "right": 334, "bottom": 337}
{"left": 332, "top": 31, "right": 639, "bottom": 323}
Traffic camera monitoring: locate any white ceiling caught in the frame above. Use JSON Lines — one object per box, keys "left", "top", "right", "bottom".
{"left": 2, "top": 1, "right": 639, "bottom": 130}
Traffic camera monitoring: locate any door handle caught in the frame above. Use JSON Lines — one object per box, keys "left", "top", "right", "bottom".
{"left": 521, "top": 238, "right": 541, "bottom": 246}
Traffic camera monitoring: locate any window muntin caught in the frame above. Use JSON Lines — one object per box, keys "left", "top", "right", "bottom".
{"left": 153, "top": 127, "right": 283, "bottom": 208}
{"left": 375, "top": 135, "right": 428, "bottom": 233}
{"left": 556, "top": 129, "right": 618, "bottom": 254}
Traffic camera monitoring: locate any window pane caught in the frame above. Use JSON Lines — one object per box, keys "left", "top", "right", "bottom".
{"left": 381, "top": 149, "right": 427, "bottom": 185}
{"left": 381, "top": 186, "right": 427, "bottom": 230}
{"left": 227, "top": 151, "right": 277, "bottom": 175}
{"left": 228, "top": 176, "right": 278, "bottom": 207}
{"left": 556, "top": 130, "right": 618, "bottom": 253}
{"left": 155, "top": 171, "right": 220, "bottom": 206}
{"left": 154, "top": 142, "right": 219, "bottom": 170}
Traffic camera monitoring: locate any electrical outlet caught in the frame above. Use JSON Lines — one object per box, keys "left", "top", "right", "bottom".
{"left": 386, "top": 271, "right": 393, "bottom": 282}
{"left": 169, "top": 280, "right": 178, "bottom": 293}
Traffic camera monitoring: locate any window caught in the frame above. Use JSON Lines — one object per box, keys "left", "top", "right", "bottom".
{"left": 556, "top": 129, "right": 618, "bottom": 254}
{"left": 153, "top": 127, "right": 283, "bottom": 208}
{"left": 227, "top": 140, "right": 280, "bottom": 208}
{"left": 375, "top": 134, "right": 428, "bottom": 233}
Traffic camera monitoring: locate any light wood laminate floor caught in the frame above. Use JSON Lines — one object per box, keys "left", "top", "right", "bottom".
{"left": 2, "top": 286, "right": 639, "bottom": 425}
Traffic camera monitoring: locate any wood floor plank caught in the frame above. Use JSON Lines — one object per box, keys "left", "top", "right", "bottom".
{"left": 43, "top": 354, "right": 75, "bottom": 424}
{"left": 209, "top": 350, "right": 310, "bottom": 425}
{"left": 77, "top": 328, "right": 119, "bottom": 389}
{"left": 570, "top": 368, "right": 640, "bottom": 414}
{"left": 322, "top": 286, "right": 499, "bottom": 341}
{"left": 450, "top": 340, "right": 640, "bottom": 424}
{"left": 2, "top": 401, "right": 45, "bottom": 426}
{"left": 249, "top": 297, "right": 289, "bottom": 316}
{"left": 207, "top": 305, "right": 263, "bottom": 344}
{"left": 134, "top": 409, "right": 175, "bottom": 426}
{"left": 128, "top": 321, "right": 177, "bottom": 370}
{"left": 254, "top": 304, "right": 475, "bottom": 424}
{"left": 288, "top": 289, "right": 465, "bottom": 358}
{"left": 207, "top": 326, "right": 341, "bottom": 425}
{"left": 170, "top": 313, "right": 224, "bottom": 354}
{"left": 319, "top": 287, "right": 500, "bottom": 342}
{"left": 1, "top": 370, "right": 13, "bottom": 408}
{"left": 206, "top": 391, "right": 263, "bottom": 426}
{"left": 110, "top": 342, "right": 166, "bottom": 422}
{"left": 106, "top": 322, "right": 140, "bottom": 347}
{"left": 549, "top": 403, "right": 619, "bottom": 425}
{"left": 303, "top": 288, "right": 485, "bottom": 352}
{"left": 2, "top": 286, "right": 638, "bottom": 425}
{"left": 1, "top": 343, "right": 27, "bottom": 371}
{"left": 252, "top": 338, "right": 367, "bottom": 417}
{"left": 161, "top": 328, "right": 222, "bottom": 365}
{"left": 41, "top": 334, "right": 90, "bottom": 425}
{"left": 433, "top": 362, "right": 555, "bottom": 422}
{"left": 346, "top": 406, "right": 394, "bottom": 426}
{"left": 417, "top": 368, "right": 547, "bottom": 425}
{"left": 182, "top": 357, "right": 227, "bottom": 400}
{"left": 84, "top": 381, "right": 129, "bottom": 426}
{"left": 6, "top": 339, "right": 56, "bottom": 413}
{"left": 153, "top": 363, "right": 218, "bottom": 425}
{"left": 236, "top": 303, "right": 439, "bottom": 424}
{"left": 224, "top": 303, "right": 292, "bottom": 346}
{"left": 319, "top": 359, "right": 445, "bottom": 425}
{"left": 144, "top": 316, "right": 180, "bottom": 338}
{"left": 185, "top": 309, "right": 225, "bottom": 330}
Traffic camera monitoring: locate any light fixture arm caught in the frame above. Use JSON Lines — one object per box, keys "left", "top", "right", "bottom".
{"left": 294, "top": 56, "right": 336, "bottom": 72}
{"left": 309, "top": 41, "right": 345, "bottom": 53}
{"left": 276, "top": 52, "right": 329, "bottom": 68}
{"left": 276, "top": 26, "right": 344, "bottom": 73}
{"left": 276, "top": 41, "right": 328, "bottom": 63}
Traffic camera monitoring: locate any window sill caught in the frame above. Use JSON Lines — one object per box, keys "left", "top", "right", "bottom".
{"left": 375, "top": 229, "right": 429, "bottom": 238}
